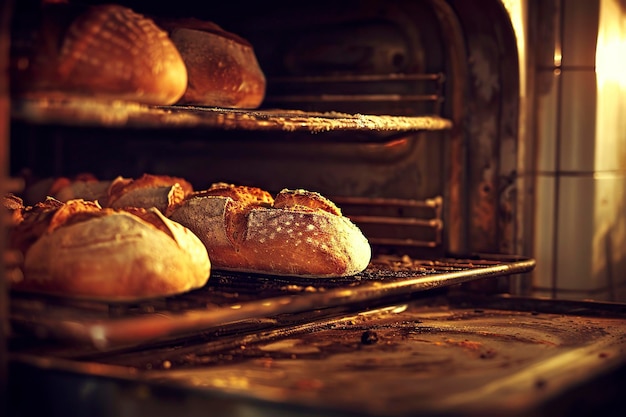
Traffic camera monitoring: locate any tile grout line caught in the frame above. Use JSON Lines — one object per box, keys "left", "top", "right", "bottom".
{"left": 550, "top": 0, "right": 564, "bottom": 299}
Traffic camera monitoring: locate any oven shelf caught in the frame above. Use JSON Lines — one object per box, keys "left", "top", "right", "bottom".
{"left": 11, "top": 97, "right": 453, "bottom": 135}
{"left": 9, "top": 254, "right": 534, "bottom": 351}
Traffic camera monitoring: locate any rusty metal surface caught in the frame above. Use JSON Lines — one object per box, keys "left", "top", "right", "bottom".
{"left": 8, "top": 294, "right": 626, "bottom": 417}
{"left": 140, "top": 303, "right": 626, "bottom": 417}
{"left": 445, "top": 0, "right": 523, "bottom": 258}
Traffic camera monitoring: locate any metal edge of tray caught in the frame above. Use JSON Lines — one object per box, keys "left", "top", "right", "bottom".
{"left": 11, "top": 98, "right": 453, "bottom": 134}
{"left": 9, "top": 255, "right": 535, "bottom": 350}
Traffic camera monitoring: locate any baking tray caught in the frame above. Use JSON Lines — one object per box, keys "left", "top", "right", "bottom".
{"left": 8, "top": 291, "right": 626, "bottom": 417}
{"left": 9, "top": 254, "right": 534, "bottom": 351}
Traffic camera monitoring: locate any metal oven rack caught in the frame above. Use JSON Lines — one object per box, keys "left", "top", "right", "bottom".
{"left": 9, "top": 254, "right": 534, "bottom": 351}
{"left": 7, "top": 254, "right": 626, "bottom": 417}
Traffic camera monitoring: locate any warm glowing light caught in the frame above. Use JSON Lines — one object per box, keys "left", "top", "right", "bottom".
{"left": 501, "top": 0, "right": 527, "bottom": 95}
{"left": 595, "top": 0, "right": 626, "bottom": 88}
{"left": 553, "top": 48, "right": 562, "bottom": 68}
{"left": 594, "top": 0, "right": 626, "bottom": 174}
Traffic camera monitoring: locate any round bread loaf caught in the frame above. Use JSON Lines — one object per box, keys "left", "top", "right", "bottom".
{"left": 11, "top": 199, "right": 211, "bottom": 301}
{"left": 157, "top": 17, "right": 266, "bottom": 108}
{"left": 170, "top": 184, "right": 371, "bottom": 277}
{"left": 12, "top": 4, "right": 188, "bottom": 105}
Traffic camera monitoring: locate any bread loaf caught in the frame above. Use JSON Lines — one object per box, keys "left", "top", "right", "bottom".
{"left": 106, "top": 173, "right": 194, "bottom": 216}
{"left": 19, "top": 173, "right": 109, "bottom": 206}
{"left": 169, "top": 184, "right": 371, "bottom": 277}
{"left": 2, "top": 194, "right": 25, "bottom": 226}
{"left": 12, "top": 4, "right": 188, "bottom": 105}
{"left": 157, "top": 17, "right": 266, "bottom": 108}
{"left": 47, "top": 173, "right": 112, "bottom": 205}
{"left": 9, "top": 199, "right": 211, "bottom": 301}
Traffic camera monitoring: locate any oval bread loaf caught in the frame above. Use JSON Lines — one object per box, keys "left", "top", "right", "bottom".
{"left": 106, "top": 173, "right": 194, "bottom": 216}
{"left": 170, "top": 184, "right": 371, "bottom": 278}
{"left": 50, "top": 174, "right": 112, "bottom": 206}
{"left": 9, "top": 199, "right": 211, "bottom": 301}
{"left": 156, "top": 17, "right": 266, "bottom": 108}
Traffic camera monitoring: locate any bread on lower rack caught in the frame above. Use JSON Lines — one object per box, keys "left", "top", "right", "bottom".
{"left": 21, "top": 172, "right": 194, "bottom": 215}
{"left": 48, "top": 173, "right": 112, "bottom": 206}
{"left": 169, "top": 183, "right": 371, "bottom": 278}
{"left": 7, "top": 198, "right": 211, "bottom": 301}
{"left": 106, "top": 173, "right": 194, "bottom": 216}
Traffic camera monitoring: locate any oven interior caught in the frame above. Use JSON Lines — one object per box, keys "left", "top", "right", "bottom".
{"left": 3, "top": 1, "right": 626, "bottom": 416}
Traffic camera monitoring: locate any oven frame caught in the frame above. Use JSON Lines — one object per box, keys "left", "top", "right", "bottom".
{"left": 3, "top": 1, "right": 625, "bottom": 416}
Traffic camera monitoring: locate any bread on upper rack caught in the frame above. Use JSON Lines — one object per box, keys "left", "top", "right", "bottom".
{"left": 11, "top": 3, "right": 188, "bottom": 105}
{"left": 156, "top": 17, "right": 266, "bottom": 108}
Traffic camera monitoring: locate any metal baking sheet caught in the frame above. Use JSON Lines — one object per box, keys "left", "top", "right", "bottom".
{"left": 8, "top": 293, "right": 626, "bottom": 417}
{"left": 11, "top": 97, "right": 453, "bottom": 134}
{"left": 9, "top": 254, "right": 534, "bottom": 350}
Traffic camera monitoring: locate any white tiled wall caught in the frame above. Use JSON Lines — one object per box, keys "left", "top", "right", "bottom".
{"left": 531, "top": 0, "right": 626, "bottom": 301}
{"left": 559, "top": 70, "right": 597, "bottom": 172}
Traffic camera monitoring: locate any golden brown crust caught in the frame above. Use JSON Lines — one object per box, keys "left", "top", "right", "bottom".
{"left": 46, "top": 198, "right": 107, "bottom": 233}
{"left": 108, "top": 173, "right": 194, "bottom": 198}
{"left": 195, "top": 183, "right": 274, "bottom": 207}
{"left": 13, "top": 4, "right": 188, "bottom": 105}
{"left": 170, "top": 185, "right": 371, "bottom": 277}
{"left": 106, "top": 174, "right": 194, "bottom": 216}
{"left": 273, "top": 188, "right": 342, "bottom": 216}
{"left": 157, "top": 18, "right": 266, "bottom": 108}
{"left": 191, "top": 183, "right": 274, "bottom": 247}
{"left": 9, "top": 197, "right": 65, "bottom": 255}
{"left": 2, "top": 194, "right": 25, "bottom": 225}
{"left": 10, "top": 199, "right": 211, "bottom": 301}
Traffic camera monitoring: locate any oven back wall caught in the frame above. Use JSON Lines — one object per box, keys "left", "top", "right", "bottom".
{"left": 10, "top": 126, "right": 446, "bottom": 202}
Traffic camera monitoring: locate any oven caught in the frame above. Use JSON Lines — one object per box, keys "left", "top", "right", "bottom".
{"left": 1, "top": 1, "right": 626, "bottom": 416}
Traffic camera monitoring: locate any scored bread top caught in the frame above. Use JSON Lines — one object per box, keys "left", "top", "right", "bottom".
{"left": 243, "top": 206, "right": 370, "bottom": 277}
{"left": 273, "top": 188, "right": 342, "bottom": 216}
{"left": 12, "top": 198, "right": 183, "bottom": 255}
{"left": 108, "top": 173, "right": 194, "bottom": 201}
{"left": 2, "top": 194, "right": 26, "bottom": 226}
{"left": 106, "top": 173, "right": 194, "bottom": 215}
{"left": 190, "top": 183, "right": 273, "bottom": 245}
{"left": 194, "top": 183, "right": 274, "bottom": 207}
{"left": 10, "top": 197, "right": 66, "bottom": 255}
{"left": 170, "top": 183, "right": 371, "bottom": 277}
{"left": 15, "top": 3, "right": 188, "bottom": 105}
{"left": 10, "top": 198, "right": 211, "bottom": 300}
